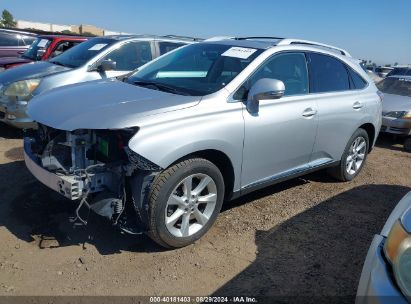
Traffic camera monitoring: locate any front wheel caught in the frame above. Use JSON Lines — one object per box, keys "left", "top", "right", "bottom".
{"left": 328, "top": 128, "right": 369, "bottom": 182}
{"left": 147, "top": 158, "right": 224, "bottom": 248}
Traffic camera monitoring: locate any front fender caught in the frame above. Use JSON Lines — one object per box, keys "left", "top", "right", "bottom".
{"left": 127, "top": 101, "right": 245, "bottom": 192}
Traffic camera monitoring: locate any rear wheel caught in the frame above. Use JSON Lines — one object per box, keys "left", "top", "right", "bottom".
{"left": 328, "top": 128, "right": 369, "bottom": 181}
{"left": 147, "top": 158, "right": 224, "bottom": 248}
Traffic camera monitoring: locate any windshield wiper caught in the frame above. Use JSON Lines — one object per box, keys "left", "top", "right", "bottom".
{"left": 133, "top": 80, "right": 191, "bottom": 96}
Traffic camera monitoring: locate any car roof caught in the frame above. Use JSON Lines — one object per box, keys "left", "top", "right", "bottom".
{"left": 104, "top": 34, "right": 201, "bottom": 42}
{"left": 388, "top": 75, "right": 411, "bottom": 80}
{"left": 0, "top": 28, "right": 37, "bottom": 36}
{"left": 38, "top": 35, "right": 88, "bottom": 40}
{"left": 203, "top": 36, "right": 352, "bottom": 57}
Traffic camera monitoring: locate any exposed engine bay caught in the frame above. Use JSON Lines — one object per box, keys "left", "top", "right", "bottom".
{"left": 25, "top": 124, "right": 161, "bottom": 233}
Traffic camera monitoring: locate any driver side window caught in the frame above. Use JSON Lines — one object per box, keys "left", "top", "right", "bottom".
{"left": 101, "top": 41, "right": 152, "bottom": 71}
{"left": 234, "top": 52, "right": 309, "bottom": 100}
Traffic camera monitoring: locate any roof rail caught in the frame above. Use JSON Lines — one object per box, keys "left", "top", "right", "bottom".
{"left": 277, "top": 39, "right": 351, "bottom": 57}
{"left": 234, "top": 36, "right": 284, "bottom": 41}
{"left": 162, "top": 35, "right": 203, "bottom": 41}
{"left": 204, "top": 36, "right": 234, "bottom": 42}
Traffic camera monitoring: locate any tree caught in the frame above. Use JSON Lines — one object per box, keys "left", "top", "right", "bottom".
{"left": 0, "top": 9, "right": 17, "bottom": 28}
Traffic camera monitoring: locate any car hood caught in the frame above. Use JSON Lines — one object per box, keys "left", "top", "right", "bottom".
{"left": 28, "top": 79, "right": 201, "bottom": 131}
{"left": 0, "top": 61, "right": 70, "bottom": 85}
{"left": 0, "top": 56, "right": 32, "bottom": 67}
{"left": 382, "top": 93, "right": 411, "bottom": 113}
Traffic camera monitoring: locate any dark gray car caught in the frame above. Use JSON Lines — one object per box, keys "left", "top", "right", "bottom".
{"left": 0, "top": 35, "right": 194, "bottom": 128}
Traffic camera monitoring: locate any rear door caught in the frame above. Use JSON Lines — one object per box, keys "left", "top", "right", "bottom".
{"left": 156, "top": 41, "right": 186, "bottom": 57}
{"left": 0, "top": 32, "right": 26, "bottom": 57}
{"left": 307, "top": 52, "right": 369, "bottom": 164}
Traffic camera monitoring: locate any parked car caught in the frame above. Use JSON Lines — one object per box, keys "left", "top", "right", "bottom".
{"left": 0, "top": 35, "right": 88, "bottom": 71}
{"left": 356, "top": 191, "right": 411, "bottom": 304}
{"left": 360, "top": 63, "right": 382, "bottom": 83}
{"left": 375, "top": 66, "right": 394, "bottom": 78}
{"left": 0, "top": 29, "right": 37, "bottom": 59}
{"left": 24, "top": 37, "right": 382, "bottom": 248}
{"left": 377, "top": 76, "right": 411, "bottom": 151}
{"left": 0, "top": 35, "right": 195, "bottom": 128}
{"left": 386, "top": 66, "right": 411, "bottom": 78}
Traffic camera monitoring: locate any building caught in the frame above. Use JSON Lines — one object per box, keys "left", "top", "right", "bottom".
{"left": 15, "top": 19, "right": 131, "bottom": 36}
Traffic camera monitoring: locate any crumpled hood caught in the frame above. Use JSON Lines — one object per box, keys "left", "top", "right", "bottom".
{"left": 0, "top": 56, "right": 32, "bottom": 67}
{"left": 382, "top": 93, "right": 411, "bottom": 113}
{"left": 28, "top": 79, "right": 201, "bottom": 131}
{"left": 0, "top": 61, "right": 70, "bottom": 85}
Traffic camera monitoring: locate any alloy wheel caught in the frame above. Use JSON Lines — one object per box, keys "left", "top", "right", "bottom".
{"left": 346, "top": 136, "right": 366, "bottom": 175}
{"left": 165, "top": 173, "right": 217, "bottom": 238}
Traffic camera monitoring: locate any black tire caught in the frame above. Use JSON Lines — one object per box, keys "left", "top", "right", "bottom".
{"left": 147, "top": 158, "right": 224, "bottom": 248}
{"left": 328, "top": 128, "right": 369, "bottom": 182}
{"left": 404, "top": 137, "right": 411, "bottom": 152}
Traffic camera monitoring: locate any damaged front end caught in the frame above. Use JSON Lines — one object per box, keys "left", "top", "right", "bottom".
{"left": 24, "top": 124, "right": 161, "bottom": 234}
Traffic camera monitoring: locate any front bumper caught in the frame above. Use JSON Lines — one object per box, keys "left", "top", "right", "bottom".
{"left": 24, "top": 138, "right": 84, "bottom": 200}
{"left": 381, "top": 117, "right": 411, "bottom": 136}
{"left": 356, "top": 234, "right": 408, "bottom": 304}
{"left": 0, "top": 95, "right": 37, "bottom": 129}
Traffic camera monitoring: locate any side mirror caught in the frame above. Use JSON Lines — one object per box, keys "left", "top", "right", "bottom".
{"left": 246, "top": 78, "right": 285, "bottom": 114}
{"left": 97, "top": 60, "right": 116, "bottom": 72}
{"left": 36, "top": 49, "right": 46, "bottom": 60}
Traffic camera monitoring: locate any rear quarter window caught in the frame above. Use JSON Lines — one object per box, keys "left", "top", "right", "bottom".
{"left": 348, "top": 68, "right": 367, "bottom": 90}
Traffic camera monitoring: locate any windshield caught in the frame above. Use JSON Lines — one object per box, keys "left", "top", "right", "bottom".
{"left": 49, "top": 37, "right": 115, "bottom": 68}
{"left": 22, "top": 37, "right": 52, "bottom": 60}
{"left": 128, "top": 43, "right": 264, "bottom": 96}
{"left": 377, "top": 77, "right": 411, "bottom": 97}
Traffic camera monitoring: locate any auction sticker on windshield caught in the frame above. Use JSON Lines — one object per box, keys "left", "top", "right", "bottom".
{"left": 88, "top": 44, "right": 108, "bottom": 51}
{"left": 38, "top": 39, "right": 49, "bottom": 48}
{"left": 222, "top": 47, "right": 257, "bottom": 59}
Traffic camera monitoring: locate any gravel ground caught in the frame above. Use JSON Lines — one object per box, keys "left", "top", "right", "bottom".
{"left": 0, "top": 124, "right": 410, "bottom": 301}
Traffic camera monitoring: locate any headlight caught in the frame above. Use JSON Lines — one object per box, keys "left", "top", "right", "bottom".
{"left": 4, "top": 79, "right": 41, "bottom": 98}
{"left": 384, "top": 208, "right": 411, "bottom": 300}
{"left": 384, "top": 111, "right": 409, "bottom": 119}
{"left": 402, "top": 112, "right": 411, "bottom": 120}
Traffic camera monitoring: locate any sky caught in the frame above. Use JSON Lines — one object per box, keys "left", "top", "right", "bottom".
{"left": 1, "top": 0, "right": 410, "bottom": 65}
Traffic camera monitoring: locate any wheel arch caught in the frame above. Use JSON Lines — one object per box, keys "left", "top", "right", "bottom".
{"left": 359, "top": 122, "right": 376, "bottom": 152}
{"left": 168, "top": 149, "right": 236, "bottom": 201}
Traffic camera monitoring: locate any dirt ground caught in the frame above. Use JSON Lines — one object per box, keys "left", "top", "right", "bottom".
{"left": 0, "top": 124, "right": 410, "bottom": 301}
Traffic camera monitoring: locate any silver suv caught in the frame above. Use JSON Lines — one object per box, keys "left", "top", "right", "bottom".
{"left": 0, "top": 35, "right": 196, "bottom": 129}
{"left": 24, "top": 37, "right": 382, "bottom": 248}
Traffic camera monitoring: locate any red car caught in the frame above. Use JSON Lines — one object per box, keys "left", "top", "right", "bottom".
{"left": 0, "top": 35, "right": 88, "bottom": 71}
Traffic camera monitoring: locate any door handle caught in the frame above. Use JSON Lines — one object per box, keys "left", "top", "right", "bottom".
{"left": 353, "top": 101, "right": 363, "bottom": 109}
{"left": 302, "top": 108, "right": 317, "bottom": 117}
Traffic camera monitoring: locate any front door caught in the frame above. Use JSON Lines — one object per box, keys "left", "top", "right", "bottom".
{"left": 240, "top": 52, "right": 318, "bottom": 190}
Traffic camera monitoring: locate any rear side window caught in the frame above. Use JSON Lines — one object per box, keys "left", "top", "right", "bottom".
{"left": 348, "top": 68, "right": 367, "bottom": 90}
{"left": 309, "top": 53, "right": 350, "bottom": 93}
{"left": 0, "top": 32, "right": 19, "bottom": 46}
{"left": 159, "top": 42, "right": 185, "bottom": 55}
